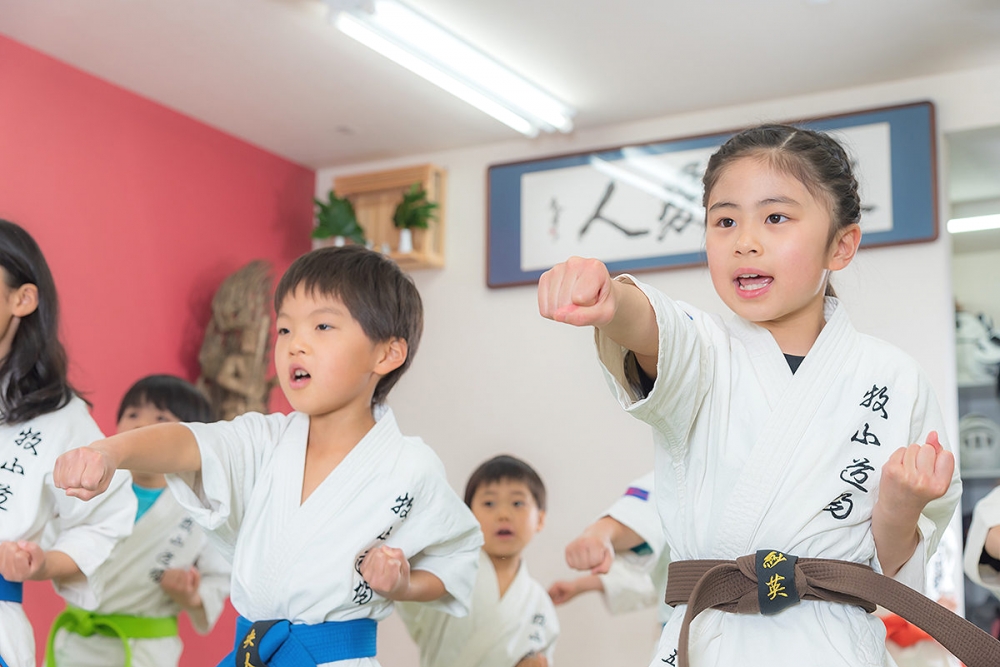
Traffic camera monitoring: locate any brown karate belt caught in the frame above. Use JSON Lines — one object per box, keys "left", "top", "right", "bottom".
{"left": 664, "top": 549, "right": 1000, "bottom": 667}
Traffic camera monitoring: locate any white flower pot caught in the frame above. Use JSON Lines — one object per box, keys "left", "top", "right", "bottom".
{"left": 398, "top": 228, "right": 413, "bottom": 254}
{"left": 333, "top": 235, "right": 346, "bottom": 247}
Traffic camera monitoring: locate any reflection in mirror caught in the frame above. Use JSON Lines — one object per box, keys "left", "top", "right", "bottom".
{"left": 948, "top": 126, "right": 1000, "bottom": 638}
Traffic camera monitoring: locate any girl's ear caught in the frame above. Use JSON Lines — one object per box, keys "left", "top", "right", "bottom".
{"left": 375, "top": 337, "right": 408, "bottom": 376}
{"left": 11, "top": 283, "right": 38, "bottom": 318}
{"left": 828, "top": 223, "right": 862, "bottom": 270}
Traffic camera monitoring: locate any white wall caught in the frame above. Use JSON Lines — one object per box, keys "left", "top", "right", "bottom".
{"left": 319, "top": 61, "right": 1000, "bottom": 667}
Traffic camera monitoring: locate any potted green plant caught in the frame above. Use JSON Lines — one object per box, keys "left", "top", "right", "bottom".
{"left": 312, "top": 189, "right": 366, "bottom": 247}
{"left": 392, "top": 183, "right": 438, "bottom": 254}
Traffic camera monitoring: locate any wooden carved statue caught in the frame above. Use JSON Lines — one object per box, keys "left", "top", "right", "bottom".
{"left": 197, "top": 260, "right": 275, "bottom": 420}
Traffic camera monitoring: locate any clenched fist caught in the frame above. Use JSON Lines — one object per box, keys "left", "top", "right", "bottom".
{"left": 538, "top": 257, "right": 616, "bottom": 328}
{"left": 53, "top": 446, "right": 117, "bottom": 500}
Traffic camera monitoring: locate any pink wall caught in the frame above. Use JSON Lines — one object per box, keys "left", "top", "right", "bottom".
{"left": 0, "top": 36, "right": 314, "bottom": 664}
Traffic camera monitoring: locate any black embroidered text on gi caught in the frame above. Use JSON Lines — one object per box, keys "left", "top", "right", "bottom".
{"left": 840, "top": 458, "right": 875, "bottom": 493}
{"left": 823, "top": 492, "right": 854, "bottom": 520}
{"left": 157, "top": 551, "right": 175, "bottom": 567}
{"left": 1, "top": 457, "right": 25, "bottom": 476}
{"left": 662, "top": 649, "right": 678, "bottom": 665}
{"left": 0, "top": 483, "right": 12, "bottom": 511}
{"left": 860, "top": 385, "right": 889, "bottom": 419}
{"left": 170, "top": 535, "right": 185, "bottom": 547}
{"left": 355, "top": 551, "right": 369, "bottom": 575}
{"left": 179, "top": 518, "right": 194, "bottom": 533}
{"left": 851, "top": 423, "right": 881, "bottom": 447}
{"left": 532, "top": 613, "right": 546, "bottom": 626}
{"left": 149, "top": 568, "right": 165, "bottom": 584}
{"left": 391, "top": 493, "right": 414, "bottom": 519}
{"left": 529, "top": 631, "right": 542, "bottom": 643}
{"left": 14, "top": 428, "right": 41, "bottom": 455}
{"left": 377, "top": 527, "right": 392, "bottom": 541}
{"left": 352, "top": 580, "right": 373, "bottom": 605}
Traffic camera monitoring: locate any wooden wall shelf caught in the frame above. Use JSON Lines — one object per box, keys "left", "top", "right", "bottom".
{"left": 328, "top": 163, "right": 447, "bottom": 270}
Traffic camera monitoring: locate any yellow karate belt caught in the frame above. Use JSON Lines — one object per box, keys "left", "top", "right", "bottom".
{"left": 46, "top": 605, "right": 178, "bottom": 667}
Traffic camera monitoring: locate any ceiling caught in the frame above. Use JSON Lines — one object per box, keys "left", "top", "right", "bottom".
{"left": 3, "top": 0, "right": 1000, "bottom": 169}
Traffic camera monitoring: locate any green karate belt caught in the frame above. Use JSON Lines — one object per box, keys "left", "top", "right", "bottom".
{"left": 46, "top": 606, "right": 178, "bottom": 667}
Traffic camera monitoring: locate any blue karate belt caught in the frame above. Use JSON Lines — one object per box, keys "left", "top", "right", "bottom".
{"left": 0, "top": 575, "right": 23, "bottom": 667}
{"left": 0, "top": 574, "right": 23, "bottom": 603}
{"left": 222, "top": 615, "right": 377, "bottom": 667}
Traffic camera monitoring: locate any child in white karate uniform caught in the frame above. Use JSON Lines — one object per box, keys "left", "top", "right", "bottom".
{"left": 399, "top": 455, "right": 558, "bottom": 667}
{"left": 538, "top": 126, "right": 965, "bottom": 667}
{"left": 47, "top": 375, "right": 231, "bottom": 667}
{"left": 54, "top": 245, "right": 483, "bottom": 667}
{"left": 965, "top": 486, "right": 1000, "bottom": 602}
{"left": 0, "top": 219, "right": 135, "bottom": 667}
{"left": 548, "top": 472, "right": 671, "bottom": 626}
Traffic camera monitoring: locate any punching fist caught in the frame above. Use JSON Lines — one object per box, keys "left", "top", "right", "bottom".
{"left": 879, "top": 431, "right": 955, "bottom": 516}
{"left": 565, "top": 532, "right": 614, "bottom": 575}
{"left": 160, "top": 566, "right": 203, "bottom": 609}
{"left": 538, "top": 257, "right": 616, "bottom": 328}
{"left": 547, "top": 579, "right": 582, "bottom": 605}
{"left": 359, "top": 546, "right": 410, "bottom": 600}
{"left": 0, "top": 541, "right": 46, "bottom": 582}
{"left": 53, "top": 446, "right": 117, "bottom": 500}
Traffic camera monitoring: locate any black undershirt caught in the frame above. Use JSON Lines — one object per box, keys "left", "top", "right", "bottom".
{"left": 784, "top": 353, "right": 806, "bottom": 374}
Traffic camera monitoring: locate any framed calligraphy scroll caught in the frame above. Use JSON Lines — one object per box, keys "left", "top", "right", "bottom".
{"left": 486, "top": 101, "right": 936, "bottom": 287}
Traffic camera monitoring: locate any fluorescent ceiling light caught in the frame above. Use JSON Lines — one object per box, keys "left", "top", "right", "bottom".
{"left": 328, "top": 0, "right": 574, "bottom": 137}
{"left": 947, "top": 214, "right": 1000, "bottom": 234}
{"left": 590, "top": 156, "right": 704, "bottom": 217}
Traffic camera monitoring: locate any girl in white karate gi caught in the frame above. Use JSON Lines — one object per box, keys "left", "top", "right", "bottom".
{"left": 0, "top": 219, "right": 135, "bottom": 667}
{"left": 47, "top": 374, "right": 231, "bottom": 667}
{"left": 538, "top": 125, "right": 962, "bottom": 667}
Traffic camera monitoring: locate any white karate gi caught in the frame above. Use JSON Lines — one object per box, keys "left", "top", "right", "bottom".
{"left": 594, "top": 277, "right": 962, "bottom": 667}
{"left": 50, "top": 489, "right": 232, "bottom": 667}
{"left": 165, "top": 407, "right": 483, "bottom": 667}
{"left": 397, "top": 550, "right": 559, "bottom": 667}
{"left": 599, "top": 472, "right": 672, "bottom": 624}
{"left": 0, "top": 397, "right": 135, "bottom": 667}
{"left": 964, "top": 486, "right": 1000, "bottom": 601}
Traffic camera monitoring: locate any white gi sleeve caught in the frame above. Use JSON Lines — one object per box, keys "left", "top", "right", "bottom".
{"left": 165, "top": 412, "right": 288, "bottom": 549}
{"left": 965, "top": 487, "right": 1000, "bottom": 599}
{"left": 594, "top": 275, "right": 714, "bottom": 457}
{"left": 884, "top": 373, "right": 962, "bottom": 592}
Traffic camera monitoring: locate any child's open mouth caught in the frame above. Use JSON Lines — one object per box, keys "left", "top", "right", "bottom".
{"left": 289, "top": 367, "right": 311, "bottom": 386}
{"left": 496, "top": 528, "right": 514, "bottom": 538}
{"left": 735, "top": 273, "right": 773, "bottom": 293}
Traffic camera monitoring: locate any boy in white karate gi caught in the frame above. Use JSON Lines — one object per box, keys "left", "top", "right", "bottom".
{"left": 965, "top": 487, "right": 1000, "bottom": 602}
{"left": 548, "top": 472, "right": 671, "bottom": 626}
{"left": 53, "top": 245, "right": 484, "bottom": 667}
{"left": 538, "top": 125, "right": 968, "bottom": 667}
{"left": 398, "top": 455, "right": 558, "bottom": 667}
{"left": 47, "top": 375, "right": 231, "bottom": 667}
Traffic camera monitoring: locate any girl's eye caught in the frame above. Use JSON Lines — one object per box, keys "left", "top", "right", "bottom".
{"left": 277, "top": 327, "right": 289, "bottom": 335}
{"left": 483, "top": 501, "right": 494, "bottom": 508}
{"left": 766, "top": 214, "right": 789, "bottom": 224}
{"left": 157, "top": 415, "right": 169, "bottom": 422}
{"left": 717, "top": 218, "right": 736, "bottom": 229}
{"left": 513, "top": 501, "right": 524, "bottom": 508}
{"left": 317, "top": 323, "right": 332, "bottom": 331}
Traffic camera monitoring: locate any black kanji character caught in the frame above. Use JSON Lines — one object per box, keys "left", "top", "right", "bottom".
{"left": 15, "top": 428, "right": 41, "bottom": 455}
{"left": 391, "top": 493, "right": 414, "bottom": 519}
{"left": 662, "top": 649, "right": 678, "bottom": 665}
{"left": 823, "top": 492, "right": 854, "bottom": 520}
{"left": 0, "top": 458, "right": 25, "bottom": 476}
{"left": 352, "top": 581, "right": 373, "bottom": 605}
{"left": 0, "top": 483, "right": 11, "bottom": 510}
{"left": 851, "top": 423, "right": 881, "bottom": 447}
{"left": 860, "top": 385, "right": 889, "bottom": 419}
{"left": 840, "top": 458, "right": 875, "bottom": 493}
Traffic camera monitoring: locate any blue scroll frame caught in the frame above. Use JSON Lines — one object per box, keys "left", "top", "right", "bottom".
{"left": 486, "top": 101, "right": 937, "bottom": 288}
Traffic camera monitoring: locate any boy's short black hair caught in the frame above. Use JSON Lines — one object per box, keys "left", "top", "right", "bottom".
{"left": 273, "top": 245, "right": 423, "bottom": 406}
{"left": 464, "top": 455, "right": 546, "bottom": 512}
{"left": 117, "top": 375, "right": 215, "bottom": 424}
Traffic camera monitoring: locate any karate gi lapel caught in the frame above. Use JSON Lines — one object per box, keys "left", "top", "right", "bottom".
{"left": 251, "top": 410, "right": 399, "bottom": 606}
{"left": 713, "top": 300, "right": 861, "bottom": 555}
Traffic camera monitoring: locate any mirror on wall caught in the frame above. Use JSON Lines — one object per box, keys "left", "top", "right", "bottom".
{"left": 948, "top": 126, "right": 1000, "bottom": 636}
